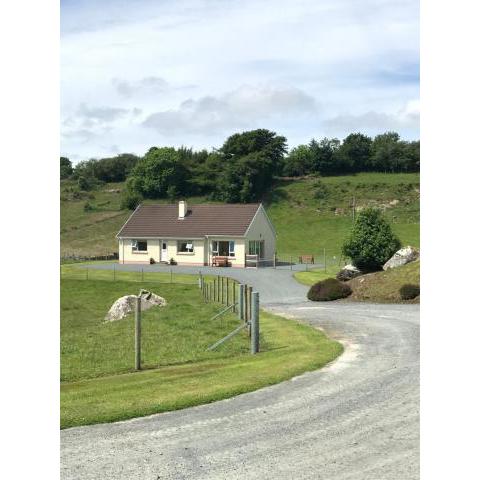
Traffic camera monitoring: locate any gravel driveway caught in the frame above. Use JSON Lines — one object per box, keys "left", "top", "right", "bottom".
{"left": 61, "top": 264, "right": 419, "bottom": 479}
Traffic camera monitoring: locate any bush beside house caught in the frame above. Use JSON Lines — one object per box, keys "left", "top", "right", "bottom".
{"left": 342, "top": 208, "right": 401, "bottom": 271}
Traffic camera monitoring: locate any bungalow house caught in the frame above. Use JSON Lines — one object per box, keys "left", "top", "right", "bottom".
{"left": 116, "top": 201, "right": 276, "bottom": 267}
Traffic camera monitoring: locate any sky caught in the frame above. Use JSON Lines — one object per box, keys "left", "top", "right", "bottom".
{"left": 60, "top": 0, "right": 419, "bottom": 162}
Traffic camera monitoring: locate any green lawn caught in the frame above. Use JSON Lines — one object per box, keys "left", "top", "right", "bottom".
{"left": 61, "top": 173, "right": 419, "bottom": 258}
{"left": 61, "top": 277, "right": 343, "bottom": 428}
{"left": 294, "top": 266, "right": 340, "bottom": 286}
{"left": 60, "top": 262, "right": 208, "bottom": 285}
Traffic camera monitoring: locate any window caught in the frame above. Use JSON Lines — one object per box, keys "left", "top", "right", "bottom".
{"left": 249, "top": 240, "right": 264, "bottom": 258}
{"left": 212, "top": 240, "right": 235, "bottom": 257}
{"left": 132, "top": 239, "right": 148, "bottom": 252}
{"left": 177, "top": 240, "right": 194, "bottom": 253}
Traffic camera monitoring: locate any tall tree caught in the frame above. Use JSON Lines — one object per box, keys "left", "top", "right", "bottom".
{"left": 216, "top": 129, "right": 287, "bottom": 202}
{"left": 127, "top": 147, "right": 188, "bottom": 199}
{"left": 283, "top": 144, "right": 313, "bottom": 176}
{"left": 60, "top": 157, "right": 73, "bottom": 179}
{"left": 370, "top": 132, "right": 405, "bottom": 172}
{"left": 310, "top": 137, "right": 342, "bottom": 175}
{"left": 336, "top": 133, "right": 373, "bottom": 172}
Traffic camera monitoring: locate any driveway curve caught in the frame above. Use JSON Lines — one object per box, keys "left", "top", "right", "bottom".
{"left": 61, "top": 264, "right": 419, "bottom": 479}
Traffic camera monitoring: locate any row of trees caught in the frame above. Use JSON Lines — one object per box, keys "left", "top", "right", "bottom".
{"left": 60, "top": 153, "right": 140, "bottom": 182}
{"left": 61, "top": 129, "right": 419, "bottom": 208}
{"left": 283, "top": 132, "right": 419, "bottom": 177}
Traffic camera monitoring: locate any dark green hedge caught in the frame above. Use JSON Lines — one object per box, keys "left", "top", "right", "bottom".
{"left": 307, "top": 278, "right": 352, "bottom": 302}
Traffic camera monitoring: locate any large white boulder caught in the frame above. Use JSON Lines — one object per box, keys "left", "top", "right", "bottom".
{"left": 105, "top": 291, "right": 166, "bottom": 322}
{"left": 383, "top": 246, "right": 420, "bottom": 270}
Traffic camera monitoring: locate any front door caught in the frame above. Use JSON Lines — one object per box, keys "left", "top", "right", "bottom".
{"left": 161, "top": 241, "right": 168, "bottom": 262}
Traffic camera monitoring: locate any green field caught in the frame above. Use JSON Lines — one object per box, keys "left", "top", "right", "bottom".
{"left": 61, "top": 172, "right": 419, "bottom": 259}
{"left": 61, "top": 275, "right": 343, "bottom": 427}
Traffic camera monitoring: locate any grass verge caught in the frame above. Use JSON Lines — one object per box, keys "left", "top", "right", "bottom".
{"left": 348, "top": 260, "right": 420, "bottom": 303}
{"left": 294, "top": 266, "right": 340, "bottom": 286}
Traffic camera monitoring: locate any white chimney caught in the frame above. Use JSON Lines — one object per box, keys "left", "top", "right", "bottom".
{"left": 178, "top": 200, "right": 187, "bottom": 219}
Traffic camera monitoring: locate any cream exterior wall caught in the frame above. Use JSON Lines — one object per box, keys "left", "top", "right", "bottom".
{"left": 119, "top": 238, "right": 206, "bottom": 265}
{"left": 245, "top": 206, "right": 276, "bottom": 260}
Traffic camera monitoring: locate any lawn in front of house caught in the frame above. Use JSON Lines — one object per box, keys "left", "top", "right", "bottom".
{"left": 61, "top": 277, "right": 343, "bottom": 428}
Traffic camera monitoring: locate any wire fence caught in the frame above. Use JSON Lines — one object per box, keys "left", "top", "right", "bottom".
{"left": 199, "top": 273, "right": 260, "bottom": 354}
{"left": 245, "top": 251, "right": 348, "bottom": 272}
{"left": 61, "top": 251, "right": 118, "bottom": 264}
{"left": 60, "top": 265, "right": 201, "bottom": 285}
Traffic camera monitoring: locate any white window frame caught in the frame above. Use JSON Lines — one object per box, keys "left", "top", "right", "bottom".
{"left": 228, "top": 241, "right": 235, "bottom": 257}
{"left": 132, "top": 239, "right": 148, "bottom": 252}
{"left": 212, "top": 241, "right": 219, "bottom": 255}
{"left": 177, "top": 240, "right": 194, "bottom": 254}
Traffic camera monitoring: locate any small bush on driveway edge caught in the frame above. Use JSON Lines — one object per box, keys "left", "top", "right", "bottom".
{"left": 307, "top": 278, "right": 352, "bottom": 301}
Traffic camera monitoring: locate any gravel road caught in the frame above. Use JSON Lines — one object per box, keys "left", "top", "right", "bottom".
{"left": 61, "top": 265, "right": 419, "bottom": 479}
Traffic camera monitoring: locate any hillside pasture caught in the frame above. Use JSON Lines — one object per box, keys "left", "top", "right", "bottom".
{"left": 61, "top": 173, "right": 419, "bottom": 259}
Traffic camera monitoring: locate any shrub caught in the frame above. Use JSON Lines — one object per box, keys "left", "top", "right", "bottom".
{"left": 169, "top": 258, "right": 177, "bottom": 265}
{"left": 399, "top": 284, "right": 420, "bottom": 300}
{"left": 312, "top": 180, "right": 329, "bottom": 199}
{"left": 149, "top": 258, "right": 156, "bottom": 264}
{"left": 77, "top": 175, "right": 95, "bottom": 191}
{"left": 307, "top": 278, "right": 352, "bottom": 301}
{"left": 120, "top": 190, "right": 142, "bottom": 210}
{"left": 342, "top": 208, "right": 401, "bottom": 271}
{"left": 83, "top": 201, "right": 94, "bottom": 212}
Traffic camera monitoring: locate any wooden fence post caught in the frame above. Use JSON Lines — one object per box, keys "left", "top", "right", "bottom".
{"left": 226, "top": 278, "right": 230, "bottom": 305}
{"left": 135, "top": 296, "right": 141, "bottom": 370}
{"left": 238, "top": 284, "right": 244, "bottom": 320}
{"left": 233, "top": 281, "right": 236, "bottom": 312}
{"left": 251, "top": 292, "right": 260, "bottom": 354}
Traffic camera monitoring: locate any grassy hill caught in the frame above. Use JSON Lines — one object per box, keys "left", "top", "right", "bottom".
{"left": 60, "top": 172, "right": 419, "bottom": 259}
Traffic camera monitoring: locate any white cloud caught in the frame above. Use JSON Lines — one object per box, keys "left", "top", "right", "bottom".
{"left": 112, "top": 76, "right": 170, "bottom": 98}
{"left": 143, "top": 85, "right": 318, "bottom": 135}
{"left": 323, "top": 99, "right": 420, "bottom": 135}
{"left": 61, "top": 0, "right": 419, "bottom": 160}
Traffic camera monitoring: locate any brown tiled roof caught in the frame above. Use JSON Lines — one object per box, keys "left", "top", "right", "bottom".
{"left": 117, "top": 203, "right": 261, "bottom": 238}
